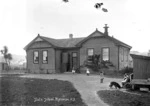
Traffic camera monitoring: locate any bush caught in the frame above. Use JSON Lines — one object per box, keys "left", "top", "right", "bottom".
{"left": 75, "top": 67, "right": 81, "bottom": 73}
{"left": 83, "top": 55, "right": 116, "bottom": 72}
{"left": 84, "top": 54, "right": 101, "bottom": 72}
{"left": 120, "top": 67, "right": 133, "bottom": 74}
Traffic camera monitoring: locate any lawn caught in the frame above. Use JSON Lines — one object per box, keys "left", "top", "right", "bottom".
{"left": 97, "top": 90, "right": 150, "bottom": 106}
{"left": 0, "top": 74, "right": 86, "bottom": 106}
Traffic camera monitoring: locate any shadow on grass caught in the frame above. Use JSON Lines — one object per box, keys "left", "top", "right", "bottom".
{"left": 0, "top": 74, "right": 87, "bottom": 106}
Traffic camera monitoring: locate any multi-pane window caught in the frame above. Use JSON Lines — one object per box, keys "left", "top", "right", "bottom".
{"left": 43, "top": 51, "right": 48, "bottom": 64}
{"left": 124, "top": 50, "right": 128, "bottom": 62}
{"left": 121, "top": 48, "right": 124, "bottom": 62}
{"left": 87, "top": 48, "right": 94, "bottom": 56}
{"left": 33, "top": 51, "right": 39, "bottom": 63}
{"left": 102, "top": 48, "right": 109, "bottom": 61}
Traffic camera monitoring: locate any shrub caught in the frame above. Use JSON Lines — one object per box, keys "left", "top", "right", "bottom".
{"left": 83, "top": 54, "right": 115, "bottom": 72}
{"left": 84, "top": 54, "right": 101, "bottom": 72}
{"left": 120, "top": 67, "right": 133, "bottom": 74}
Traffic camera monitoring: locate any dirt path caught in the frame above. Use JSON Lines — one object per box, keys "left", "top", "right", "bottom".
{"left": 21, "top": 74, "right": 122, "bottom": 106}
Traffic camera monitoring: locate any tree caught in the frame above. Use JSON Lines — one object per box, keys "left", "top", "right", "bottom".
{"left": 1, "top": 46, "right": 13, "bottom": 70}
{"left": 7, "top": 53, "right": 13, "bottom": 67}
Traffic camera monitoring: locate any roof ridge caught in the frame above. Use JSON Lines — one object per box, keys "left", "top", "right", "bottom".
{"left": 41, "top": 35, "right": 85, "bottom": 40}
{"left": 56, "top": 37, "right": 85, "bottom": 40}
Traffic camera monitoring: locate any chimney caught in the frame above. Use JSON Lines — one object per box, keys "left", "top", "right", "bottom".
{"left": 69, "top": 34, "right": 73, "bottom": 39}
{"left": 103, "top": 24, "right": 109, "bottom": 36}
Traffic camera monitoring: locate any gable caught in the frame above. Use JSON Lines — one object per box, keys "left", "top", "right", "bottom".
{"left": 76, "top": 28, "right": 131, "bottom": 49}
{"left": 35, "top": 37, "right": 43, "bottom": 42}
{"left": 29, "top": 41, "right": 52, "bottom": 49}
{"left": 90, "top": 31, "right": 103, "bottom": 37}
{"left": 24, "top": 35, "right": 54, "bottom": 50}
{"left": 76, "top": 29, "right": 105, "bottom": 47}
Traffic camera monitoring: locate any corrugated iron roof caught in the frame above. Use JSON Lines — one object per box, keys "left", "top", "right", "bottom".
{"left": 24, "top": 29, "right": 132, "bottom": 50}
{"left": 41, "top": 36, "right": 85, "bottom": 47}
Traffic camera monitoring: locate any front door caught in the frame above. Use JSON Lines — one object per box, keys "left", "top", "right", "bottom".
{"left": 72, "top": 52, "right": 78, "bottom": 69}
{"left": 61, "top": 52, "right": 70, "bottom": 72}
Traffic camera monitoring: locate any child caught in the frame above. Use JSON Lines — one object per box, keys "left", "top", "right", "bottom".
{"left": 72, "top": 67, "right": 75, "bottom": 74}
{"left": 86, "top": 68, "right": 90, "bottom": 76}
{"left": 100, "top": 71, "right": 104, "bottom": 83}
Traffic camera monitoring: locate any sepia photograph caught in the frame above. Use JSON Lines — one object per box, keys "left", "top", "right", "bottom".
{"left": 0, "top": 0, "right": 150, "bottom": 106}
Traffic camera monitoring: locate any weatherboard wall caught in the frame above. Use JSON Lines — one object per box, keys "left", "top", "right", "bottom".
{"left": 79, "top": 37, "right": 119, "bottom": 70}
{"left": 26, "top": 41, "right": 55, "bottom": 73}
{"left": 119, "top": 46, "right": 130, "bottom": 70}
{"left": 131, "top": 54, "right": 150, "bottom": 79}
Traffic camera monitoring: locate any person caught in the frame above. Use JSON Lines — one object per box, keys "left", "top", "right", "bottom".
{"left": 100, "top": 71, "right": 104, "bottom": 83}
{"left": 122, "top": 74, "right": 130, "bottom": 87}
{"left": 72, "top": 67, "right": 75, "bottom": 74}
{"left": 124, "top": 73, "right": 128, "bottom": 80}
{"left": 86, "top": 68, "right": 90, "bottom": 76}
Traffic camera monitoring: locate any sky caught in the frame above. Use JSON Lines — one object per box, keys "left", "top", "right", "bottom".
{"left": 0, "top": 0, "right": 150, "bottom": 56}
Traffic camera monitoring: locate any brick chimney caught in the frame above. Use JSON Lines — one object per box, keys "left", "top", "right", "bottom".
{"left": 103, "top": 24, "right": 109, "bottom": 36}
{"left": 69, "top": 34, "right": 73, "bottom": 39}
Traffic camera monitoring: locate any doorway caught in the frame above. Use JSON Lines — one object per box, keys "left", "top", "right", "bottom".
{"left": 61, "top": 52, "right": 71, "bottom": 72}
{"left": 72, "top": 52, "right": 78, "bottom": 69}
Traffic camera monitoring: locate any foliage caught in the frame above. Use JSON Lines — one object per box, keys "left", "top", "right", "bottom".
{"left": 101, "top": 60, "right": 115, "bottom": 68}
{"left": 83, "top": 54, "right": 115, "bottom": 72}
{"left": 0, "top": 46, "right": 13, "bottom": 70}
{"left": 120, "top": 67, "right": 133, "bottom": 74}
{"left": 84, "top": 54, "right": 101, "bottom": 72}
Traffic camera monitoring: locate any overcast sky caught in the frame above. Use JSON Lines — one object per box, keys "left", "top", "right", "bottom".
{"left": 0, "top": 0, "right": 150, "bottom": 56}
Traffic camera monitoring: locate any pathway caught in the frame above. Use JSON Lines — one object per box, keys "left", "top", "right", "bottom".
{"left": 21, "top": 73, "right": 122, "bottom": 106}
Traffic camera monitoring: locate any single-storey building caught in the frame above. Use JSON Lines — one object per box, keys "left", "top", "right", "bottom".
{"left": 0, "top": 56, "right": 7, "bottom": 72}
{"left": 24, "top": 24, "right": 132, "bottom": 74}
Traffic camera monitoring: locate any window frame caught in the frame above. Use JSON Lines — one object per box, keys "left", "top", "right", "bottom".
{"left": 125, "top": 50, "right": 128, "bottom": 62}
{"left": 72, "top": 52, "right": 78, "bottom": 68}
{"left": 102, "top": 47, "right": 110, "bottom": 61}
{"left": 33, "top": 51, "right": 39, "bottom": 64}
{"left": 42, "top": 50, "right": 48, "bottom": 64}
{"left": 121, "top": 48, "right": 124, "bottom": 62}
{"left": 72, "top": 52, "right": 77, "bottom": 58}
{"left": 87, "top": 48, "right": 94, "bottom": 56}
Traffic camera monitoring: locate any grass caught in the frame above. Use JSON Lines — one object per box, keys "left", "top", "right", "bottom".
{"left": 0, "top": 74, "right": 86, "bottom": 106}
{"left": 97, "top": 90, "right": 150, "bottom": 106}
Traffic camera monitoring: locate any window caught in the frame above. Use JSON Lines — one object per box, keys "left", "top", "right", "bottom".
{"left": 121, "top": 48, "right": 124, "bottom": 61}
{"left": 72, "top": 52, "right": 77, "bottom": 69}
{"left": 102, "top": 48, "right": 109, "bottom": 61}
{"left": 87, "top": 48, "right": 94, "bottom": 56}
{"left": 33, "top": 51, "right": 39, "bottom": 64}
{"left": 72, "top": 52, "right": 77, "bottom": 57}
{"left": 43, "top": 51, "right": 48, "bottom": 64}
{"left": 124, "top": 50, "right": 128, "bottom": 62}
